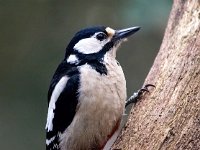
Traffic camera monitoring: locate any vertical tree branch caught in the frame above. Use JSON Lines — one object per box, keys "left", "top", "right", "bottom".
{"left": 112, "top": 0, "right": 200, "bottom": 149}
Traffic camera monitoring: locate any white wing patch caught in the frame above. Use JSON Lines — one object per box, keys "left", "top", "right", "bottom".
{"left": 46, "top": 136, "right": 56, "bottom": 145}
{"left": 67, "top": 55, "right": 79, "bottom": 64}
{"left": 46, "top": 76, "right": 69, "bottom": 131}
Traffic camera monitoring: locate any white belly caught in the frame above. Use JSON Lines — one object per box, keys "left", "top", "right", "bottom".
{"left": 60, "top": 57, "right": 126, "bottom": 150}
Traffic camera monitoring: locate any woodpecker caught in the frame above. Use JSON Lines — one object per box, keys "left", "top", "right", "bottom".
{"left": 46, "top": 26, "right": 144, "bottom": 150}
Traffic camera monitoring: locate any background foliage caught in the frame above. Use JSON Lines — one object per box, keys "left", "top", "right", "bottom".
{"left": 0, "top": 1, "right": 172, "bottom": 149}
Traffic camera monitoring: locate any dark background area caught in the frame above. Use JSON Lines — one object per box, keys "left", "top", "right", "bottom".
{"left": 0, "top": 1, "right": 172, "bottom": 149}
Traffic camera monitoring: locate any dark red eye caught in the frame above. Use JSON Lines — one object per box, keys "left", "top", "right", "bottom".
{"left": 96, "top": 32, "right": 107, "bottom": 41}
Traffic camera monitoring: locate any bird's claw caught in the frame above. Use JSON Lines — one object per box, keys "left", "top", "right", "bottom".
{"left": 125, "top": 84, "right": 155, "bottom": 107}
{"left": 137, "top": 84, "right": 155, "bottom": 96}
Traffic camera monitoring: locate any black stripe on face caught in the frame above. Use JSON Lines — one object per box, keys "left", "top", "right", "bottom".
{"left": 71, "top": 44, "right": 115, "bottom": 76}
{"left": 76, "top": 55, "right": 108, "bottom": 75}
{"left": 87, "top": 61, "right": 107, "bottom": 75}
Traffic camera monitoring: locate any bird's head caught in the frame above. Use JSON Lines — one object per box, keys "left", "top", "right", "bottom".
{"left": 65, "top": 26, "right": 140, "bottom": 64}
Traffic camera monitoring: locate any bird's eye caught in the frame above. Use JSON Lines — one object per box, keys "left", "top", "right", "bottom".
{"left": 96, "top": 32, "right": 107, "bottom": 41}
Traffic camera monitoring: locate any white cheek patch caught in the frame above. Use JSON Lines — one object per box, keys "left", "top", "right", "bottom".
{"left": 74, "top": 37, "right": 108, "bottom": 54}
{"left": 46, "top": 76, "right": 69, "bottom": 131}
{"left": 67, "top": 55, "right": 79, "bottom": 64}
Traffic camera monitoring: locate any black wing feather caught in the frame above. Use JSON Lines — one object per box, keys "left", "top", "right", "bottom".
{"left": 46, "top": 60, "right": 80, "bottom": 150}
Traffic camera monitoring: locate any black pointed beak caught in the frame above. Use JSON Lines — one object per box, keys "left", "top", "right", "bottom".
{"left": 113, "top": 26, "right": 140, "bottom": 40}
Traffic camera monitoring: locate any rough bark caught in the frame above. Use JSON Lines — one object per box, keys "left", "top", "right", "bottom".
{"left": 112, "top": 0, "right": 200, "bottom": 150}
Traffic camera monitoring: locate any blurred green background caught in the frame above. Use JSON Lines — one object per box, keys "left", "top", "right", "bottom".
{"left": 0, "top": 0, "right": 172, "bottom": 149}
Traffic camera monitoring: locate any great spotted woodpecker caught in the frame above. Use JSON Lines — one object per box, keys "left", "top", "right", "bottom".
{"left": 45, "top": 26, "right": 153, "bottom": 150}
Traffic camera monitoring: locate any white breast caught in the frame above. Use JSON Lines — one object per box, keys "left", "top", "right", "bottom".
{"left": 60, "top": 53, "right": 127, "bottom": 150}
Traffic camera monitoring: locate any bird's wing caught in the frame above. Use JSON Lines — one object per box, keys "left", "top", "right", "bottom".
{"left": 46, "top": 62, "right": 80, "bottom": 150}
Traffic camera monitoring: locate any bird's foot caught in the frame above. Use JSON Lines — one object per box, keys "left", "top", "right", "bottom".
{"left": 125, "top": 84, "right": 155, "bottom": 107}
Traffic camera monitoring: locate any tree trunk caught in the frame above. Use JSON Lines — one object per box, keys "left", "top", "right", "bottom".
{"left": 112, "top": 0, "right": 200, "bottom": 150}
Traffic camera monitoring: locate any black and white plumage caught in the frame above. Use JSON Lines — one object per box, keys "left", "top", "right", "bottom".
{"left": 46, "top": 26, "right": 140, "bottom": 150}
